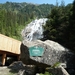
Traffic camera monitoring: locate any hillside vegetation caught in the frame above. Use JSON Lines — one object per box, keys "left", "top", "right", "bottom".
{"left": 43, "top": 0, "right": 75, "bottom": 51}
{"left": 0, "top": 0, "right": 75, "bottom": 51}
{"left": 0, "top": 2, "right": 54, "bottom": 40}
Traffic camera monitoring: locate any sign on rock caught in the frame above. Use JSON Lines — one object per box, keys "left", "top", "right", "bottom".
{"left": 29, "top": 46, "right": 44, "bottom": 56}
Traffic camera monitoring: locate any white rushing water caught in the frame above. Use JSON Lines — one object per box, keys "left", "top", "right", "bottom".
{"left": 21, "top": 18, "right": 48, "bottom": 41}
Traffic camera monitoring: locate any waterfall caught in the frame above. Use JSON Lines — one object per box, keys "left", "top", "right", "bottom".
{"left": 21, "top": 18, "right": 47, "bottom": 41}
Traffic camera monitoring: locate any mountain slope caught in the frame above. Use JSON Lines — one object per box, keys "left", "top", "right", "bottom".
{"left": 0, "top": 2, "right": 54, "bottom": 40}
{"left": 0, "top": 2, "right": 54, "bottom": 18}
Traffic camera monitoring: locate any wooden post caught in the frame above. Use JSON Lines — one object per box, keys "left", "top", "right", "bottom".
{"left": 17, "top": 55, "right": 20, "bottom": 61}
{"left": 2, "top": 54, "right": 6, "bottom": 65}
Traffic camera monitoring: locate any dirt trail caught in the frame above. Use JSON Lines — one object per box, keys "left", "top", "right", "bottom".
{"left": 0, "top": 66, "right": 18, "bottom": 75}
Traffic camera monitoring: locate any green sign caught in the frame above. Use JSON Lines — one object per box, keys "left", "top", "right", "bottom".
{"left": 29, "top": 46, "right": 44, "bottom": 56}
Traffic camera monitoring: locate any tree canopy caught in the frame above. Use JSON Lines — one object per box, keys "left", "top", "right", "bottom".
{"left": 43, "top": 0, "right": 75, "bottom": 51}
{"left": 0, "top": 2, "right": 54, "bottom": 40}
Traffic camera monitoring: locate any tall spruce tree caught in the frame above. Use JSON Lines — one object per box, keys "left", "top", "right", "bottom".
{"left": 68, "top": 0, "right": 75, "bottom": 51}
{"left": 43, "top": 0, "right": 75, "bottom": 51}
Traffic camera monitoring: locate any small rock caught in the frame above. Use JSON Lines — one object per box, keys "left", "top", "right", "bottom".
{"left": 8, "top": 61, "right": 25, "bottom": 70}
{"left": 36, "top": 73, "right": 40, "bottom": 75}
{"left": 47, "top": 66, "right": 70, "bottom": 75}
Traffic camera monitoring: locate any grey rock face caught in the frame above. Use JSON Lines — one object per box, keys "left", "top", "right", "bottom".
{"left": 20, "top": 40, "right": 75, "bottom": 68}
{"left": 47, "top": 66, "right": 70, "bottom": 75}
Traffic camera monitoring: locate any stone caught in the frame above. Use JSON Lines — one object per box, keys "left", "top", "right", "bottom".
{"left": 20, "top": 40, "right": 75, "bottom": 69}
{"left": 8, "top": 61, "right": 25, "bottom": 70}
{"left": 20, "top": 40, "right": 50, "bottom": 67}
{"left": 9, "top": 61, "right": 36, "bottom": 75}
{"left": 36, "top": 73, "right": 40, "bottom": 75}
{"left": 47, "top": 66, "right": 70, "bottom": 75}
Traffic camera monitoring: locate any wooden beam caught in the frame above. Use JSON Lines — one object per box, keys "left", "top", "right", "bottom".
{"left": 2, "top": 54, "right": 6, "bottom": 65}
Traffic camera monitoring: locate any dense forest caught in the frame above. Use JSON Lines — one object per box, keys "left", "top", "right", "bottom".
{"left": 0, "top": 0, "right": 75, "bottom": 51}
{"left": 0, "top": 2, "right": 54, "bottom": 40}
{"left": 43, "top": 0, "right": 75, "bottom": 51}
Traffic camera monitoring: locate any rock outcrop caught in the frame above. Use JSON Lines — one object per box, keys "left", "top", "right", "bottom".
{"left": 20, "top": 40, "right": 75, "bottom": 69}
{"left": 47, "top": 66, "right": 70, "bottom": 75}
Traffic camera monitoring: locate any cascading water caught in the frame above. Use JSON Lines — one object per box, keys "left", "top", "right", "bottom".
{"left": 21, "top": 18, "right": 47, "bottom": 41}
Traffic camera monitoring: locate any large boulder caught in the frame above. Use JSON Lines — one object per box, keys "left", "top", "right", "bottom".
{"left": 20, "top": 40, "right": 75, "bottom": 69}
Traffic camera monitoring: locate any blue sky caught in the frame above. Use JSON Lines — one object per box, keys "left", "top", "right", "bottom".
{"left": 0, "top": 0, "right": 74, "bottom": 5}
